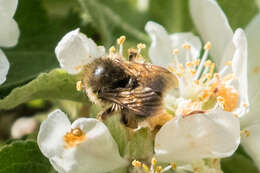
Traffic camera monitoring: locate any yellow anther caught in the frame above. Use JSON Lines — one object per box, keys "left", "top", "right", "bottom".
{"left": 217, "top": 96, "right": 225, "bottom": 104}
{"left": 186, "top": 62, "right": 194, "bottom": 68}
{"left": 182, "top": 43, "right": 191, "bottom": 49}
{"left": 171, "top": 163, "right": 177, "bottom": 170}
{"left": 76, "top": 81, "right": 83, "bottom": 91}
{"left": 155, "top": 166, "right": 162, "bottom": 173}
{"left": 244, "top": 129, "right": 250, "bottom": 137}
{"left": 178, "top": 64, "right": 185, "bottom": 71}
{"left": 224, "top": 73, "right": 235, "bottom": 81}
{"left": 194, "top": 80, "right": 200, "bottom": 85}
{"left": 225, "top": 61, "right": 232, "bottom": 66}
{"left": 204, "top": 60, "right": 212, "bottom": 67}
{"left": 151, "top": 157, "right": 157, "bottom": 166}
{"left": 142, "top": 164, "right": 150, "bottom": 173}
{"left": 194, "top": 59, "right": 200, "bottom": 66}
{"left": 132, "top": 160, "right": 142, "bottom": 168}
{"left": 243, "top": 103, "right": 248, "bottom": 107}
{"left": 117, "top": 35, "right": 126, "bottom": 45}
{"left": 209, "top": 63, "right": 215, "bottom": 76}
{"left": 191, "top": 69, "right": 197, "bottom": 75}
{"left": 204, "top": 41, "right": 211, "bottom": 50}
{"left": 172, "top": 49, "right": 180, "bottom": 55}
{"left": 63, "top": 128, "right": 87, "bottom": 149}
{"left": 74, "top": 65, "right": 82, "bottom": 71}
{"left": 109, "top": 46, "right": 116, "bottom": 54}
{"left": 137, "top": 43, "right": 146, "bottom": 49}
{"left": 214, "top": 73, "right": 220, "bottom": 80}
{"left": 217, "top": 85, "right": 239, "bottom": 112}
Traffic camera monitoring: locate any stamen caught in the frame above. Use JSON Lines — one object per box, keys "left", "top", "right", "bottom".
{"left": 195, "top": 42, "right": 211, "bottom": 80}
{"left": 109, "top": 46, "right": 116, "bottom": 55}
{"left": 117, "top": 35, "right": 126, "bottom": 55}
{"left": 225, "top": 60, "right": 232, "bottom": 66}
{"left": 182, "top": 43, "right": 191, "bottom": 62}
{"left": 142, "top": 164, "right": 150, "bottom": 173}
{"left": 172, "top": 49, "right": 181, "bottom": 65}
{"left": 217, "top": 85, "right": 239, "bottom": 112}
{"left": 204, "top": 41, "right": 211, "bottom": 50}
{"left": 63, "top": 128, "right": 87, "bottom": 148}
{"left": 194, "top": 59, "right": 200, "bottom": 66}
{"left": 155, "top": 166, "right": 162, "bottom": 173}
{"left": 171, "top": 163, "right": 177, "bottom": 170}
{"left": 151, "top": 157, "right": 157, "bottom": 166}
{"left": 172, "top": 49, "right": 180, "bottom": 55}
{"left": 244, "top": 129, "right": 250, "bottom": 137}
{"left": 137, "top": 43, "right": 146, "bottom": 54}
{"left": 76, "top": 81, "right": 83, "bottom": 91}
{"left": 132, "top": 160, "right": 142, "bottom": 168}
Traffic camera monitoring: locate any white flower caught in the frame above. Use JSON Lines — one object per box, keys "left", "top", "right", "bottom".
{"left": 11, "top": 117, "right": 38, "bottom": 138}
{"left": 37, "top": 109, "right": 128, "bottom": 173}
{"left": 0, "top": 0, "right": 20, "bottom": 85}
{"left": 55, "top": 28, "right": 105, "bottom": 74}
{"left": 145, "top": 0, "right": 248, "bottom": 162}
{"left": 240, "top": 14, "right": 260, "bottom": 170}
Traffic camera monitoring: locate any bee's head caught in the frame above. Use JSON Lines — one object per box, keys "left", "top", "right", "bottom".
{"left": 83, "top": 58, "right": 130, "bottom": 93}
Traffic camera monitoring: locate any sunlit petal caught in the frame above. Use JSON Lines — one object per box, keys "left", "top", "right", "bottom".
{"left": 155, "top": 109, "right": 240, "bottom": 162}
{"left": 0, "top": 49, "right": 10, "bottom": 85}
{"left": 55, "top": 28, "right": 105, "bottom": 74}
{"left": 189, "top": 0, "right": 234, "bottom": 68}
{"left": 37, "top": 109, "right": 71, "bottom": 158}
{"left": 241, "top": 124, "right": 260, "bottom": 170}
{"left": 0, "top": 16, "right": 20, "bottom": 47}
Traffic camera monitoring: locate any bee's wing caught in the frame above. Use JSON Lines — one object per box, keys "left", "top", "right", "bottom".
{"left": 99, "top": 86, "right": 162, "bottom": 117}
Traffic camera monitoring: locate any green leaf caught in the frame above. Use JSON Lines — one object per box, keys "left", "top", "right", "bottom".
{"left": 217, "top": 0, "right": 259, "bottom": 30}
{"left": 126, "top": 127, "right": 154, "bottom": 160}
{"left": 105, "top": 113, "right": 129, "bottom": 156}
{"left": 78, "top": 0, "right": 149, "bottom": 45}
{"left": 221, "top": 152, "right": 259, "bottom": 173}
{"left": 0, "top": 0, "right": 82, "bottom": 98}
{"left": 0, "top": 69, "right": 89, "bottom": 110}
{"left": 0, "top": 140, "right": 52, "bottom": 173}
{"left": 149, "top": 0, "right": 194, "bottom": 33}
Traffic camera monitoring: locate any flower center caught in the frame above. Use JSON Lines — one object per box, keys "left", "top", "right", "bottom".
{"left": 63, "top": 128, "right": 87, "bottom": 149}
{"left": 167, "top": 42, "right": 240, "bottom": 113}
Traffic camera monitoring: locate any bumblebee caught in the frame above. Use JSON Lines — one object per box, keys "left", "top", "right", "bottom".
{"left": 81, "top": 47, "right": 178, "bottom": 128}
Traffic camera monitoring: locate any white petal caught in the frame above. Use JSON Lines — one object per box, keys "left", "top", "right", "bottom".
{"left": 0, "top": 49, "right": 9, "bottom": 85}
{"left": 37, "top": 109, "right": 71, "bottom": 158}
{"left": 11, "top": 117, "right": 37, "bottom": 138}
{"left": 189, "top": 0, "right": 234, "bottom": 68}
{"left": 241, "top": 124, "right": 260, "bottom": 170}
{"left": 245, "top": 14, "right": 260, "bottom": 100}
{"left": 155, "top": 109, "right": 240, "bottom": 162}
{"left": 55, "top": 28, "right": 105, "bottom": 74}
{"left": 145, "top": 21, "right": 201, "bottom": 67}
{"left": 67, "top": 118, "right": 128, "bottom": 173}
{"left": 145, "top": 21, "right": 172, "bottom": 68}
{"left": 0, "top": 0, "right": 18, "bottom": 18}
{"left": 0, "top": 16, "right": 20, "bottom": 47}
{"left": 231, "top": 29, "right": 249, "bottom": 117}
{"left": 240, "top": 92, "right": 260, "bottom": 128}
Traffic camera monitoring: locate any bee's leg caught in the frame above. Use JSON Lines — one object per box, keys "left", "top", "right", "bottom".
{"left": 97, "top": 106, "right": 113, "bottom": 121}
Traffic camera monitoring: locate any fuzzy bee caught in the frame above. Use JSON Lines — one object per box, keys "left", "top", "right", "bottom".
{"left": 81, "top": 47, "right": 178, "bottom": 128}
